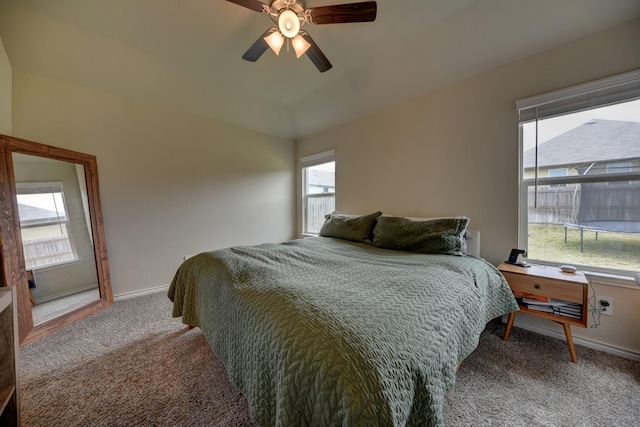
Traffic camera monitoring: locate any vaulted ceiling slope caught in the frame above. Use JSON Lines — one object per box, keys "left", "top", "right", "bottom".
{"left": 1, "top": 0, "right": 639, "bottom": 139}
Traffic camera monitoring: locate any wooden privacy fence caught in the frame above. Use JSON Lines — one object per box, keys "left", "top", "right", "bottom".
{"left": 528, "top": 186, "right": 579, "bottom": 225}
{"left": 529, "top": 183, "right": 640, "bottom": 225}
{"left": 22, "top": 236, "right": 75, "bottom": 270}
{"left": 306, "top": 194, "right": 335, "bottom": 234}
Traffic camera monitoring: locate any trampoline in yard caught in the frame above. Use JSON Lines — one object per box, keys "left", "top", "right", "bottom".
{"left": 564, "top": 180, "right": 640, "bottom": 252}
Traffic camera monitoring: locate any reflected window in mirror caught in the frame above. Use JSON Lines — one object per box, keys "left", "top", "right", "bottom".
{"left": 16, "top": 181, "right": 79, "bottom": 270}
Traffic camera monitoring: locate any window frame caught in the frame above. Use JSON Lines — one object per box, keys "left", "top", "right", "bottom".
{"left": 300, "top": 150, "right": 335, "bottom": 236}
{"left": 516, "top": 70, "right": 640, "bottom": 280}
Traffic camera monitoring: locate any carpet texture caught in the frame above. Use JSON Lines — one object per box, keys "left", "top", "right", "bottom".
{"left": 19, "top": 291, "right": 639, "bottom": 426}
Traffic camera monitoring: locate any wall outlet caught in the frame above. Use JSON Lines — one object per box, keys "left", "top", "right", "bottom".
{"left": 597, "top": 297, "right": 613, "bottom": 316}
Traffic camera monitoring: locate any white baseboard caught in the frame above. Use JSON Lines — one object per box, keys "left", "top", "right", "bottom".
{"left": 35, "top": 283, "right": 98, "bottom": 304}
{"left": 114, "top": 284, "right": 169, "bottom": 301}
{"left": 508, "top": 316, "right": 640, "bottom": 362}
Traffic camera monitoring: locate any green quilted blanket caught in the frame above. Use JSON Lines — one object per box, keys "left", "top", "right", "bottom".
{"left": 168, "top": 237, "right": 517, "bottom": 427}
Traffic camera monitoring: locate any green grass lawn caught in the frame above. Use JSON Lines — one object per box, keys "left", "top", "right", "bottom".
{"left": 527, "top": 224, "right": 640, "bottom": 272}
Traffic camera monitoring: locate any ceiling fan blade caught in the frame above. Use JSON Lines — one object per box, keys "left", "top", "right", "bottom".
{"left": 226, "top": 0, "right": 268, "bottom": 13}
{"left": 242, "top": 28, "right": 274, "bottom": 62}
{"left": 307, "top": 1, "right": 377, "bottom": 25}
{"left": 301, "top": 33, "right": 332, "bottom": 73}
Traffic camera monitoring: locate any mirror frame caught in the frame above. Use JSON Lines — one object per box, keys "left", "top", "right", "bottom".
{"left": 0, "top": 134, "right": 112, "bottom": 345}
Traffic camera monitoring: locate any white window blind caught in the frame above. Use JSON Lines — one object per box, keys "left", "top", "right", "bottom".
{"left": 301, "top": 149, "right": 335, "bottom": 168}
{"left": 517, "top": 69, "right": 640, "bottom": 122}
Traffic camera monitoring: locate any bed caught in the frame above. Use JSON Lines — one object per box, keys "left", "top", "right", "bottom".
{"left": 168, "top": 213, "right": 518, "bottom": 427}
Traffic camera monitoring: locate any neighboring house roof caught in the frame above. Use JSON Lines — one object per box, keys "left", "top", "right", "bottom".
{"left": 523, "top": 119, "right": 640, "bottom": 169}
{"left": 18, "top": 204, "right": 65, "bottom": 225}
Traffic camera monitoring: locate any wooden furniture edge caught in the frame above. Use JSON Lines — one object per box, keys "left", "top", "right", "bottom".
{"left": 498, "top": 263, "right": 588, "bottom": 363}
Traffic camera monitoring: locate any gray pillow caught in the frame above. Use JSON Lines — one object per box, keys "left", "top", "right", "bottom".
{"left": 319, "top": 211, "right": 383, "bottom": 243}
{"left": 372, "top": 216, "right": 470, "bottom": 255}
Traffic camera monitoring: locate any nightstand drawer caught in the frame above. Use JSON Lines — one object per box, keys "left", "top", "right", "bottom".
{"left": 501, "top": 271, "right": 584, "bottom": 304}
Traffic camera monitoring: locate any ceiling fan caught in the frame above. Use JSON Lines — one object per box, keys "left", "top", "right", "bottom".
{"left": 227, "top": 0, "right": 377, "bottom": 72}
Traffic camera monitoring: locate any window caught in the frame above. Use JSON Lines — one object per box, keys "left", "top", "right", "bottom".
{"left": 606, "top": 162, "right": 632, "bottom": 186}
{"left": 548, "top": 168, "right": 568, "bottom": 187}
{"left": 549, "top": 168, "right": 568, "bottom": 178}
{"left": 301, "top": 150, "right": 335, "bottom": 235}
{"left": 16, "top": 182, "right": 78, "bottom": 270}
{"left": 517, "top": 70, "right": 640, "bottom": 276}
{"left": 607, "top": 162, "right": 631, "bottom": 174}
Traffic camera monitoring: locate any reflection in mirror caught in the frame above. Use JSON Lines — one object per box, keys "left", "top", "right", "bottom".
{"left": 12, "top": 153, "right": 100, "bottom": 325}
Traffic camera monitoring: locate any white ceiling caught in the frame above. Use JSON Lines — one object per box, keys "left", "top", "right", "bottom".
{"left": 1, "top": 0, "right": 639, "bottom": 139}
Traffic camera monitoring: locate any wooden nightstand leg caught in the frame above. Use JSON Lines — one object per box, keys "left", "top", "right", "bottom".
{"left": 30, "top": 290, "right": 37, "bottom": 306}
{"left": 561, "top": 322, "right": 578, "bottom": 363}
{"left": 503, "top": 312, "right": 516, "bottom": 341}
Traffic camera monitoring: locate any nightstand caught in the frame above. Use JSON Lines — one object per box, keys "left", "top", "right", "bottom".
{"left": 498, "top": 263, "right": 589, "bottom": 363}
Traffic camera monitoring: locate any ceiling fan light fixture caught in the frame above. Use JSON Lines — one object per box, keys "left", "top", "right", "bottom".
{"left": 264, "top": 30, "right": 285, "bottom": 55}
{"left": 278, "top": 9, "right": 300, "bottom": 38}
{"left": 292, "top": 34, "right": 311, "bottom": 58}
{"left": 230, "top": 0, "right": 378, "bottom": 72}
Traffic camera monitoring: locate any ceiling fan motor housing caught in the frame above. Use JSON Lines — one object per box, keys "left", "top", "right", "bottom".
{"left": 269, "top": 0, "right": 306, "bottom": 32}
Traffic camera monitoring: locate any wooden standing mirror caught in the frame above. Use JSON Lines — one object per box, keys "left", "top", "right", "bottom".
{"left": 0, "top": 134, "right": 112, "bottom": 345}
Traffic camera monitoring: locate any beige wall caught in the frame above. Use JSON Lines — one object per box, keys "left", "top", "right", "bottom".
{"left": 297, "top": 18, "right": 640, "bottom": 355}
{"left": 0, "top": 37, "right": 10, "bottom": 134}
{"left": 11, "top": 72, "right": 296, "bottom": 297}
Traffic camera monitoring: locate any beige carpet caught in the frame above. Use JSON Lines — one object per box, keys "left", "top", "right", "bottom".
{"left": 19, "top": 291, "right": 640, "bottom": 426}
{"left": 20, "top": 291, "right": 256, "bottom": 427}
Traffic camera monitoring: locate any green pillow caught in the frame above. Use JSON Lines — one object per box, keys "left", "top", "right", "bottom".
{"left": 319, "top": 211, "right": 382, "bottom": 243}
{"left": 372, "top": 216, "right": 470, "bottom": 255}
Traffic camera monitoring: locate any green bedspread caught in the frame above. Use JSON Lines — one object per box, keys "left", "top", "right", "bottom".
{"left": 168, "top": 236, "right": 518, "bottom": 427}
